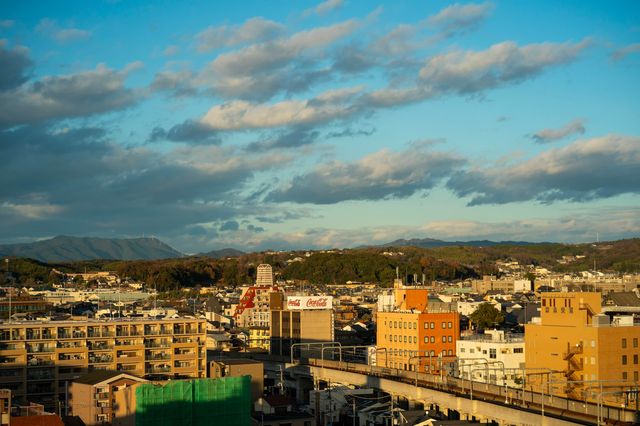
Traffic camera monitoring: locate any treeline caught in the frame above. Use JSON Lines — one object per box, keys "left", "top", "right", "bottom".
{"left": 2, "top": 239, "right": 638, "bottom": 290}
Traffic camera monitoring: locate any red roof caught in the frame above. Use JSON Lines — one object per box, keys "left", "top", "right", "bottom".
{"left": 11, "top": 415, "right": 65, "bottom": 426}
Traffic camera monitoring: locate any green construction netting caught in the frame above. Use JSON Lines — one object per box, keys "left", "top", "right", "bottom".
{"left": 135, "top": 376, "right": 251, "bottom": 426}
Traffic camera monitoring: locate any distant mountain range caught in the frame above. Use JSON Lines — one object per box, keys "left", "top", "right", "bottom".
{"left": 0, "top": 234, "right": 552, "bottom": 263}
{"left": 0, "top": 236, "right": 184, "bottom": 262}
{"left": 376, "top": 237, "right": 541, "bottom": 248}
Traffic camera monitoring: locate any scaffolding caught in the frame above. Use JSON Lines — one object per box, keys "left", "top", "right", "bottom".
{"left": 135, "top": 377, "right": 251, "bottom": 426}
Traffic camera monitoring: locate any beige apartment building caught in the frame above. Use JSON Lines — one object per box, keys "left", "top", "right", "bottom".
{"left": 209, "top": 358, "right": 264, "bottom": 402}
{"left": 525, "top": 292, "right": 640, "bottom": 399}
{"left": 0, "top": 317, "right": 206, "bottom": 410}
{"left": 69, "top": 371, "right": 147, "bottom": 425}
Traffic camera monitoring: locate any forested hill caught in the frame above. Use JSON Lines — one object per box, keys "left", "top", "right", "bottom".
{"left": 0, "top": 236, "right": 183, "bottom": 262}
{"left": 2, "top": 239, "right": 638, "bottom": 291}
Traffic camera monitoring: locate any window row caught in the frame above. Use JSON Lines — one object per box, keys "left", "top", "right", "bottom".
{"left": 386, "top": 321, "right": 418, "bottom": 329}
{"left": 386, "top": 335, "right": 418, "bottom": 344}
{"left": 423, "top": 321, "right": 454, "bottom": 330}
{"left": 423, "top": 336, "right": 453, "bottom": 343}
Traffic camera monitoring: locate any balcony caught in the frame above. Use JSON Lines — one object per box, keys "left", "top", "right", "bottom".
{"left": 88, "top": 343, "right": 113, "bottom": 351}
{"left": 89, "top": 355, "right": 113, "bottom": 364}
{"left": 144, "top": 341, "right": 171, "bottom": 349}
{"left": 146, "top": 353, "right": 171, "bottom": 361}
{"left": 56, "top": 342, "right": 85, "bottom": 352}
{"left": 145, "top": 366, "right": 171, "bottom": 374}
{"left": 173, "top": 352, "right": 195, "bottom": 361}
{"left": 27, "top": 358, "right": 54, "bottom": 367}
{"left": 27, "top": 344, "right": 55, "bottom": 354}
{"left": 0, "top": 343, "right": 25, "bottom": 356}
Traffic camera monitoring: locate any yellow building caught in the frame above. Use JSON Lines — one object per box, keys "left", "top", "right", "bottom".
{"left": 525, "top": 292, "right": 639, "bottom": 399}
{"left": 0, "top": 317, "right": 206, "bottom": 410}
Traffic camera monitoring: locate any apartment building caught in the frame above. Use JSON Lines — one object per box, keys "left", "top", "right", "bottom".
{"left": 457, "top": 330, "right": 525, "bottom": 387}
{"left": 525, "top": 292, "right": 640, "bottom": 398}
{"left": 69, "top": 371, "right": 147, "bottom": 425}
{"left": 234, "top": 285, "right": 283, "bottom": 328}
{"left": 209, "top": 358, "right": 264, "bottom": 402}
{"left": 376, "top": 279, "right": 460, "bottom": 372}
{"left": 0, "top": 317, "right": 206, "bottom": 410}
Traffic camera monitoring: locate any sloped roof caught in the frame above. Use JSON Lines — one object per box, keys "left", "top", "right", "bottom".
{"left": 73, "top": 370, "right": 143, "bottom": 385}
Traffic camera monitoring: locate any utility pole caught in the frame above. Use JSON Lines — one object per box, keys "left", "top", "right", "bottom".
{"left": 352, "top": 397, "right": 356, "bottom": 426}
{"left": 5, "top": 259, "right": 11, "bottom": 322}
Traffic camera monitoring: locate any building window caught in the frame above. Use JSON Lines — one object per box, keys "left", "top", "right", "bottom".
{"left": 461, "top": 348, "right": 465, "bottom": 353}
{"left": 490, "top": 348, "right": 497, "bottom": 359}
{"left": 404, "top": 336, "right": 407, "bottom": 343}
{"left": 424, "top": 322, "right": 428, "bottom": 329}
{"left": 448, "top": 322, "right": 452, "bottom": 328}
{"left": 414, "top": 322, "right": 417, "bottom": 329}
{"left": 448, "top": 336, "right": 452, "bottom": 343}
{"left": 623, "top": 372, "right": 628, "bottom": 380}
{"left": 622, "top": 355, "right": 628, "bottom": 365}
{"left": 514, "top": 348, "right": 523, "bottom": 354}
{"left": 633, "top": 354, "right": 638, "bottom": 364}
{"left": 430, "top": 322, "right": 435, "bottom": 329}
{"left": 441, "top": 336, "right": 446, "bottom": 343}
{"left": 404, "top": 322, "right": 407, "bottom": 329}
{"left": 622, "top": 338, "right": 627, "bottom": 349}
{"left": 424, "top": 337, "right": 428, "bottom": 343}
{"left": 635, "top": 372, "right": 639, "bottom": 381}
{"left": 442, "top": 322, "right": 446, "bottom": 329}
{"left": 430, "top": 337, "right": 435, "bottom": 343}
{"left": 634, "top": 338, "right": 638, "bottom": 348}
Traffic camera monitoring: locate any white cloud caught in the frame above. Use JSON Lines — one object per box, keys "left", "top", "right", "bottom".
{"left": 611, "top": 43, "right": 640, "bottom": 61}
{"left": 196, "top": 17, "right": 284, "bottom": 52}
{"left": 200, "top": 86, "right": 363, "bottom": 130}
{"left": 448, "top": 134, "right": 640, "bottom": 205}
{"left": 531, "top": 119, "right": 586, "bottom": 143}
{"left": 427, "top": 2, "right": 494, "bottom": 37}
{"left": 419, "top": 40, "right": 589, "bottom": 94}
{"left": 2, "top": 201, "right": 64, "bottom": 219}
{"left": 0, "top": 63, "right": 143, "bottom": 127}
{"left": 163, "top": 45, "right": 179, "bottom": 56}
{"left": 198, "top": 18, "right": 360, "bottom": 100}
{"left": 304, "top": 0, "right": 344, "bottom": 17}
{"left": 267, "top": 142, "right": 465, "bottom": 203}
{"left": 36, "top": 18, "right": 91, "bottom": 43}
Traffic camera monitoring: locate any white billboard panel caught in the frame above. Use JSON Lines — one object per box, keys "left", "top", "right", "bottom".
{"left": 286, "top": 296, "right": 333, "bottom": 310}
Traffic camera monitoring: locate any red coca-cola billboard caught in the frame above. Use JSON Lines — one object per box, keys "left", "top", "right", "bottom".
{"left": 286, "top": 296, "right": 333, "bottom": 310}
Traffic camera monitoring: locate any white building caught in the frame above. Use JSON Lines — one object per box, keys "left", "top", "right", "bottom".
{"left": 456, "top": 330, "right": 525, "bottom": 388}
{"left": 256, "top": 264, "right": 274, "bottom": 286}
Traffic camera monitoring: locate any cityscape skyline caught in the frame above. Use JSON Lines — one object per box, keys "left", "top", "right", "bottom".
{"left": 1, "top": 0, "right": 639, "bottom": 253}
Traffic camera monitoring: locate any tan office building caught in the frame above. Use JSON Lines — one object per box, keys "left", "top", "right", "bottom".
{"left": 270, "top": 296, "right": 334, "bottom": 357}
{"left": 525, "top": 292, "right": 640, "bottom": 399}
{"left": 0, "top": 317, "right": 206, "bottom": 410}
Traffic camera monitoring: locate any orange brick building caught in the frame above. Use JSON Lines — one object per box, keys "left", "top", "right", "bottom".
{"left": 376, "top": 279, "right": 460, "bottom": 372}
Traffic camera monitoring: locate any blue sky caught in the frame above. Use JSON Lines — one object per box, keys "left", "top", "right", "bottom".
{"left": 1, "top": 0, "right": 639, "bottom": 253}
